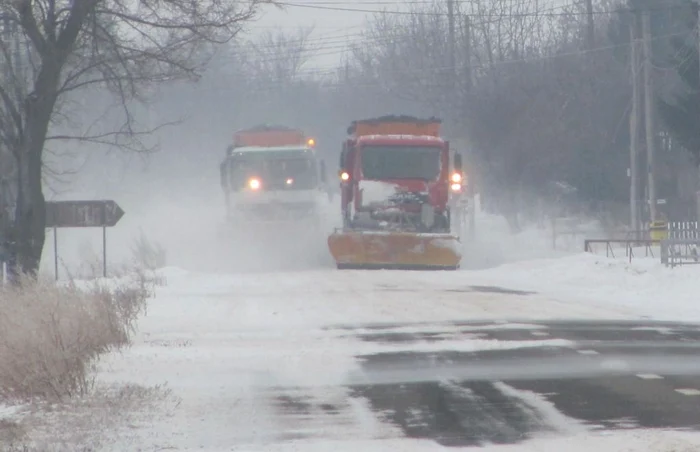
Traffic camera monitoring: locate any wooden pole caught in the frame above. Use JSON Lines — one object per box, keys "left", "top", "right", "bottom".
{"left": 642, "top": 8, "right": 658, "bottom": 222}
{"left": 585, "top": 0, "right": 595, "bottom": 49}
{"left": 630, "top": 12, "right": 641, "bottom": 238}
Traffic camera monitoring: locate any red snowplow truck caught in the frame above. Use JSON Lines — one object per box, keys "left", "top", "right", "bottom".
{"left": 326, "top": 115, "right": 464, "bottom": 270}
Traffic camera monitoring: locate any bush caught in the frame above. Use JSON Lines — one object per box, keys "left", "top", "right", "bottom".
{"left": 0, "top": 271, "right": 151, "bottom": 402}
{"left": 130, "top": 230, "right": 167, "bottom": 271}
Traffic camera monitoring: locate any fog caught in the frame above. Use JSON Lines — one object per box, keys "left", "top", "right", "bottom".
{"left": 30, "top": 0, "right": 700, "bottom": 278}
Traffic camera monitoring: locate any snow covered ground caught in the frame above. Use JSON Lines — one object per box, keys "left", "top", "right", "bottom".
{"left": 14, "top": 248, "right": 697, "bottom": 450}
{"left": 454, "top": 252, "right": 700, "bottom": 322}
{"left": 18, "top": 191, "right": 700, "bottom": 450}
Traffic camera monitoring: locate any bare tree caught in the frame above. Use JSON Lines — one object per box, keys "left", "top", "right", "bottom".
{"left": 0, "top": 0, "right": 269, "bottom": 280}
{"left": 243, "top": 25, "right": 315, "bottom": 87}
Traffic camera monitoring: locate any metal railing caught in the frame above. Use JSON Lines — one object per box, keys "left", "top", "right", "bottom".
{"left": 584, "top": 221, "right": 700, "bottom": 267}
{"left": 584, "top": 239, "right": 657, "bottom": 262}
{"left": 661, "top": 222, "right": 700, "bottom": 267}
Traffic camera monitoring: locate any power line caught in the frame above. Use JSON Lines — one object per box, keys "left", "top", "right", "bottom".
{"left": 235, "top": 2, "right": 601, "bottom": 53}
{"left": 237, "top": 27, "right": 693, "bottom": 77}
{"left": 276, "top": 1, "right": 689, "bottom": 18}
{"left": 197, "top": 29, "right": 692, "bottom": 94}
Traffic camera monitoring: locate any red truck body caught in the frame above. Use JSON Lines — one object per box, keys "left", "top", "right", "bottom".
{"left": 327, "top": 116, "right": 463, "bottom": 270}
{"left": 337, "top": 116, "right": 461, "bottom": 232}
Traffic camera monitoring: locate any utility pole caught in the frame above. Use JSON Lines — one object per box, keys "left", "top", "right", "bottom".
{"left": 447, "top": 0, "right": 456, "bottom": 85}
{"left": 462, "top": 15, "right": 475, "bottom": 239}
{"left": 630, "top": 12, "right": 641, "bottom": 237}
{"left": 584, "top": 0, "right": 595, "bottom": 49}
{"left": 642, "top": 8, "right": 658, "bottom": 223}
{"left": 696, "top": 1, "right": 700, "bottom": 223}
{"left": 463, "top": 15, "right": 473, "bottom": 92}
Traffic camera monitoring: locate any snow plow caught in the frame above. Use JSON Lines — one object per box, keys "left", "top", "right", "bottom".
{"left": 218, "top": 125, "right": 331, "bottom": 267}
{"left": 327, "top": 115, "right": 464, "bottom": 270}
{"left": 219, "top": 125, "right": 329, "bottom": 228}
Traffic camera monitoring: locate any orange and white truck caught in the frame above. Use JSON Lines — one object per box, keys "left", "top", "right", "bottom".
{"left": 219, "top": 125, "right": 329, "bottom": 230}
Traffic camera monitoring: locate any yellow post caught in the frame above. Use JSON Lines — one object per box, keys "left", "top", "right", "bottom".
{"left": 649, "top": 220, "right": 668, "bottom": 242}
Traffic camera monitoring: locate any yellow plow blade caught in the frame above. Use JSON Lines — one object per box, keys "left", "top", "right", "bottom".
{"left": 327, "top": 230, "right": 461, "bottom": 270}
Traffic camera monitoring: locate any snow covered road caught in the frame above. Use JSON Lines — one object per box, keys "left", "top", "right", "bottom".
{"left": 95, "top": 267, "right": 607, "bottom": 450}
{"left": 15, "top": 253, "right": 700, "bottom": 451}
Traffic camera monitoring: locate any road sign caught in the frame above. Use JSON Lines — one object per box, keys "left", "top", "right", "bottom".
{"left": 45, "top": 200, "right": 124, "bottom": 228}
{"left": 45, "top": 200, "right": 125, "bottom": 280}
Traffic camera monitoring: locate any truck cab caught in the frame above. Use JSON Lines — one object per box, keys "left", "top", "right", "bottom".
{"left": 219, "top": 126, "right": 328, "bottom": 224}
{"left": 337, "top": 116, "right": 463, "bottom": 233}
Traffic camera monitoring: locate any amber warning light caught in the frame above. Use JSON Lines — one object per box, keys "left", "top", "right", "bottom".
{"left": 340, "top": 171, "right": 350, "bottom": 181}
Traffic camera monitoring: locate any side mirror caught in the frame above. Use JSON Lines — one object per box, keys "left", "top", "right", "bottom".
{"left": 454, "top": 153, "right": 463, "bottom": 173}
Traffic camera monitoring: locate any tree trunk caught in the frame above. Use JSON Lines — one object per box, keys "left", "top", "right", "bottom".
{"left": 12, "top": 149, "right": 46, "bottom": 278}
{"left": 7, "top": 146, "right": 47, "bottom": 282}
{"left": 7, "top": 74, "right": 59, "bottom": 282}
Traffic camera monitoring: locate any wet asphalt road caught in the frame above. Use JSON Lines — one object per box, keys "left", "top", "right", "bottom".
{"left": 270, "top": 316, "right": 700, "bottom": 448}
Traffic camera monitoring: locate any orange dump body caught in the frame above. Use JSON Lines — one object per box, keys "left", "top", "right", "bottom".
{"left": 351, "top": 120, "right": 441, "bottom": 139}
{"left": 233, "top": 128, "right": 306, "bottom": 148}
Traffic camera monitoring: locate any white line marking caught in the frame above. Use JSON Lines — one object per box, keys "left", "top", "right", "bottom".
{"left": 577, "top": 349, "right": 600, "bottom": 355}
{"left": 675, "top": 388, "right": 700, "bottom": 396}
{"left": 636, "top": 374, "right": 663, "bottom": 380}
{"left": 530, "top": 331, "right": 550, "bottom": 337}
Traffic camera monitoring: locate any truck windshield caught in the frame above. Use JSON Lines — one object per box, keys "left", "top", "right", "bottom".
{"left": 360, "top": 145, "right": 442, "bottom": 181}
{"left": 228, "top": 152, "right": 318, "bottom": 190}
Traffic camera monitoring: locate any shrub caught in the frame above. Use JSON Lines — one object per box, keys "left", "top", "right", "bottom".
{"left": 0, "top": 271, "right": 151, "bottom": 402}
{"left": 130, "top": 230, "right": 167, "bottom": 272}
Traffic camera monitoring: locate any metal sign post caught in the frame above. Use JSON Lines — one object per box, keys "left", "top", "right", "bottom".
{"left": 103, "top": 226, "right": 107, "bottom": 278}
{"left": 54, "top": 227, "right": 58, "bottom": 281}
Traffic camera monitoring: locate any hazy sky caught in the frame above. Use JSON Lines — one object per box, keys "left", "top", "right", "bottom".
{"left": 248, "top": 0, "right": 377, "bottom": 70}
{"left": 249, "top": 0, "right": 570, "bottom": 70}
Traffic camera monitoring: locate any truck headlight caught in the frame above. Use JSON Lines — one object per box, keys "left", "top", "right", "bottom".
{"left": 248, "top": 178, "right": 261, "bottom": 190}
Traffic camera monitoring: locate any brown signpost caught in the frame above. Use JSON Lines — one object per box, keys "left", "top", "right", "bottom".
{"left": 45, "top": 200, "right": 125, "bottom": 280}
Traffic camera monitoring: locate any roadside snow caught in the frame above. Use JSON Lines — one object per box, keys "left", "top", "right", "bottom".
{"left": 461, "top": 252, "right": 700, "bottom": 322}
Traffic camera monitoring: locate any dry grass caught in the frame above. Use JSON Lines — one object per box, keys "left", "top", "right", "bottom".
{"left": 0, "top": 271, "right": 151, "bottom": 403}
{"left": 0, "top": 237, "right": 172, "bottom": 448}
{"left": 1, "top": 382, "right": 179, "bottom": 451}
{"left": 130, "top": 230, "right": 167, "bottom": 272}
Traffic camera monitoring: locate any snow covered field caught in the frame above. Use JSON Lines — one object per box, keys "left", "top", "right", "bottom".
{"left": 10, "top": 248, "right": 699, "bottom": 450}
{"left": 16, "top": 191, "right": 700, "bottom": 450}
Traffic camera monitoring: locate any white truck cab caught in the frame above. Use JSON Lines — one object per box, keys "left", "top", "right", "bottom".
{"left": 220, "top": 139, "right": 329, "bottom": 225}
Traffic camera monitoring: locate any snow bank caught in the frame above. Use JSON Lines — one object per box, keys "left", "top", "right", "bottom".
{"left": 462, "top": 195, "right": 608, "bottom": 269}
{"left": 465, "top": 252, "right": 700, "bottom": 322}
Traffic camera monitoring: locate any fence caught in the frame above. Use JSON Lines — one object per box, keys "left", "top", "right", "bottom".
{"left": 584, "top": 239, "right": 657, "bottom": 262}
{"left": 583, "top": 221, "right": 700, "bottom": 267}
{"left": 661, "top": 222, "right": 700, "bottom": 268}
